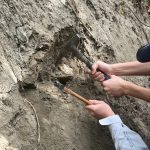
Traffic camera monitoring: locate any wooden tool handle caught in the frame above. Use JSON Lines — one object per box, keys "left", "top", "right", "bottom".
{"left": 64, "top": 87, "right": 92, "bottom": 105}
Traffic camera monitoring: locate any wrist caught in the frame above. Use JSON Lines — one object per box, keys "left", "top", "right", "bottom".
{"left": 123, "top": 81, "right": 132, "bottom": 95}
{"left": 110, "top": 64, "right": 116, "bottom": 75}
{"left": 105, "top": 111, "right": 115, "bottom": 118}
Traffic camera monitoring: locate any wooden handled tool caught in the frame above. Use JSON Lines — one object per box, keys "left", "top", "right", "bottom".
{"left": 64, "top": 87, "right": 92, "bottom": 105}
{"left": 53, "top": 80, "right": 92, "bottom": 105}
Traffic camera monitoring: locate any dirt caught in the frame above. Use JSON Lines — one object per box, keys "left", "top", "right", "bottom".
{"left": 0, "top": 0, "right": 150, "bottom": 149}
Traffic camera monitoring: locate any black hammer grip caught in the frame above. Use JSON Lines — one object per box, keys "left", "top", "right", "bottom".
{"left": 73, "top": 46, "right": 110, "bottom": 80}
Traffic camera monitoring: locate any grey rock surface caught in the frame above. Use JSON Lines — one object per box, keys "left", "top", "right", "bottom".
{"left": 0, "top": 0, "right": 149, "bottom": 149}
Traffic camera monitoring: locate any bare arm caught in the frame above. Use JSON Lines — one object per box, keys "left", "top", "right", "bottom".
{"left": 90, "top": 61, "right": 150, "bottom": 102}
{"left": 111, "top": 61, "right": 150, "bottom": 76}
{"left": 125, "top": 82, "right": 150, "bottom": 102}
{"left": 101, "top": 75, "right": 150, "bottom": 102}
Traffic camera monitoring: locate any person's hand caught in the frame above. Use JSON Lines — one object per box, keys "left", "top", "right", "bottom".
{"left": 102, "top": 75, "right": 128, "bottom": 97}
{"left": 86, "top": 100, "right": 115, "bottom": 119}
{"left": 86, "top": 61, "right": 112, "bottom": 81}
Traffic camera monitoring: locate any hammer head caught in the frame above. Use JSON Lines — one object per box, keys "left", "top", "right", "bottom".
{"left": 63, "top": 34, "right": 81, "bottom": 51}
{"left": 56, "top": 33, "right": 84, "bottom": 65}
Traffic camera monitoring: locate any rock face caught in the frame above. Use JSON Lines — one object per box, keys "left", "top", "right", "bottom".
{"left": 0, "top": 0, "right": 149, "bottom": 149}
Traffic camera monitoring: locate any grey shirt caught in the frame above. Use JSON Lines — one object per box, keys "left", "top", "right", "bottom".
{"left": 99, "top": 115, "right": 149, "bottom": 150}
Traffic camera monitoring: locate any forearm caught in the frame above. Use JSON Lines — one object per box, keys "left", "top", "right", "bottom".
{"left": 111, "top": 61, "right": 150, "bottom": 76}
{"left": 125, "top": 82, "right": 150, "bottom": 102}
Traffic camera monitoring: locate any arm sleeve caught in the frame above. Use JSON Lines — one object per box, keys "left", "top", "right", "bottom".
{"left": 99, "top": 115, "right": 149, "bottom": 150}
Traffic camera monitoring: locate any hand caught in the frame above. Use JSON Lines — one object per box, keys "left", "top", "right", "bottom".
{"left": 86, "top": 100, "right": 115, "bottom": 119}
{"left": 102, "top": 75, "right": 128, "bottom": 97}
{"left": 86, "top": 61, "right": 112, "bottom": 81}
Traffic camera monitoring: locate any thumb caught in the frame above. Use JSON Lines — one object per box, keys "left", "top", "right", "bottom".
{"left": 89, "top": 100, "right": 102, "bottom": 105}
{"left": 91, "top": 63, "right": 98, "bottom": 74}
{"left": 110, "top": 75, "right": 118, "bottom": 79}
{"left": 110, "top": 75, "right": 115, "bottom": 78}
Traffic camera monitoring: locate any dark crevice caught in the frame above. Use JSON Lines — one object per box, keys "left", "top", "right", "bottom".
{"left": 56, "top": 76, "right": 73, "bottom": 85}
{"left": 18, "top": 80, "right": 36, "bottom": 92}
{"left": 9, "top": 108, "right": 25, "bottom": 127}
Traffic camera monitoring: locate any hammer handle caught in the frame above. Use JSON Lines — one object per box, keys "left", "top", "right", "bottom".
{"left": 73, "top": 47, "right": 110, "bottom": 80}
{"left": 64, "top": 87, "right": 92, "bottom": 105}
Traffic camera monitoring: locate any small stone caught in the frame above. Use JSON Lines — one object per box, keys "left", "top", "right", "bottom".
{"left": 58, "top": 64, "right": 73, "bottom": 75}
{"left": 34, "top": 51, "right": 46, "bottom": 61}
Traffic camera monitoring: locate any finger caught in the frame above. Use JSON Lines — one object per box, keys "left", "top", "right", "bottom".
{"left": 85, "top": 68, "right": 92, "bottom": 74}
{"left": 102, "top": 80, "right": 109, "bottom": 87}
{"left": 87, "top": 110, "right": 97, "bottom": 117}
{"left": 91, "top": 63, "right": 99, "bottom": 74}
{"left": 89, "top": 100, "right": 102, "bottom": 105}
{"left": 90, "top": 111, "right": 95, "bottom": 116}
{"left": 93, "top": 72, "right": 102, "bottom": 78}
{"left": 107, "top": 92, "right": 115, "bottom": 97}
{"left": 102, "top": 81, "right": 105, "bottom": 86}
{"left": 111, "top": 75, "right": 115, "bottom": 78}
{"left": 86, "top": 109, "right": 95, "bottom": 116}
{"left": 95, "top": 74, "right": 105, "bottom": 82}
{"left": 104, "top": 87, "right": 109, "bottom": 91}
{"left": 99, "top": 76, "right": 105, "bottom": 82}
{"left": 86, "top": 105, "right": 96, "bottom": 111}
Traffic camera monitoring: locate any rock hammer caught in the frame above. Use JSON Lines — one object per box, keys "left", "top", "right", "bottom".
{"left": 62, "top": 34, "right": 110, "bottom": 80}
